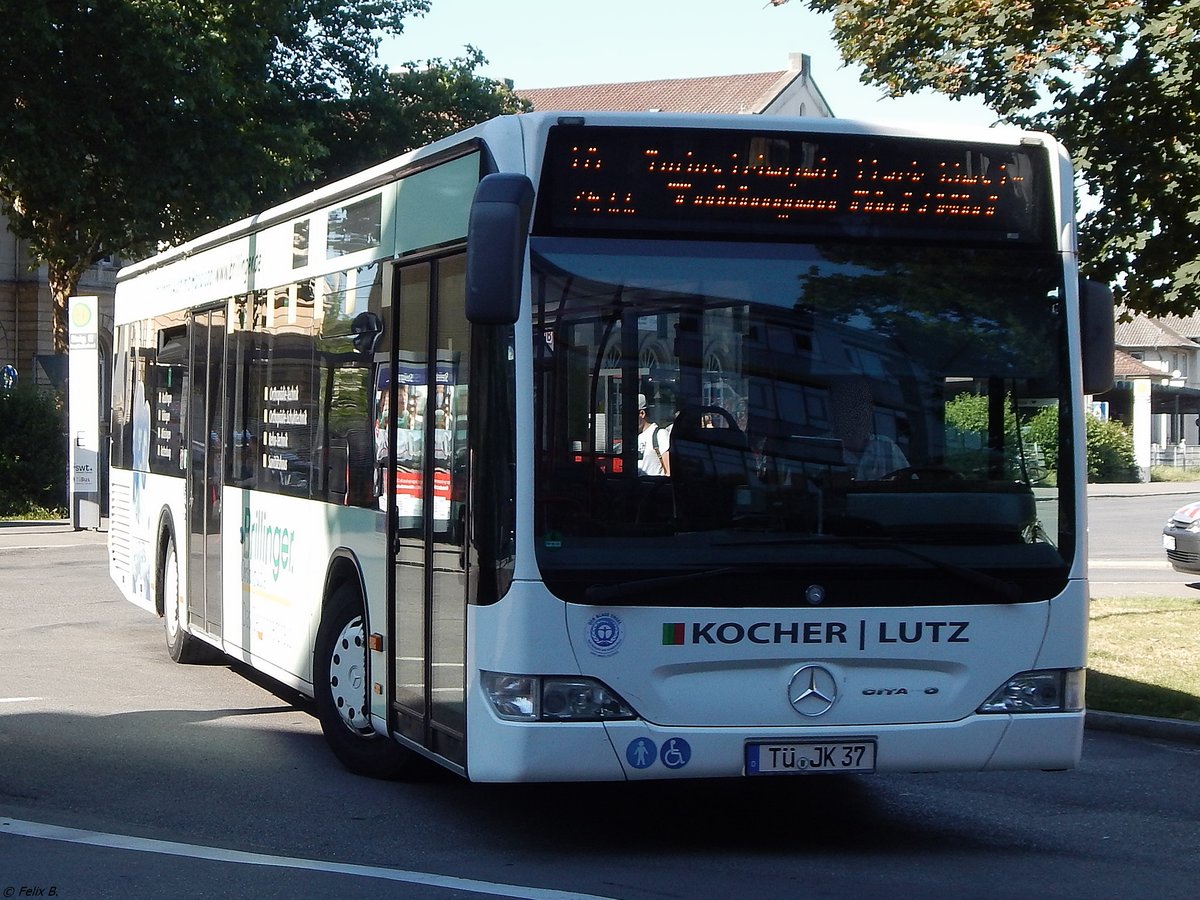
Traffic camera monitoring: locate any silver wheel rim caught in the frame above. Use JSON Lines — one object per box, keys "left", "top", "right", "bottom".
{"left": 164, "top": 544, "right": 183, "bottom": 643}
{"left": 328, "top": 615, "right": 373, "bottom": 736}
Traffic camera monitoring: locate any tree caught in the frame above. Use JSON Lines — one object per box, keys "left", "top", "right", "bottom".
{"left": 781, "top": 1, "right": 1200, "bottom": 317}
{"left": 0, "top": 0, "right": 429, "bottom": 351}
{"left": 0, "top": 383, "right": 65, "bottom": 516}
{"left": 311, "top": 47, "right": 531, "bottom": 186}
{"left": 944, "top": 394, "right": 1137, "bottom": 482}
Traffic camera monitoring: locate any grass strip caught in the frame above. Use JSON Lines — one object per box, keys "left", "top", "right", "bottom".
{"left": 1088, "top": 597, "right": 1200, "bottom": 722}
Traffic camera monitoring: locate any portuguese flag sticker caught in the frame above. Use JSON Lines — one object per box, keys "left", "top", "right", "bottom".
{"left": 662, "top": 623, "right": 685, "bottom": 645}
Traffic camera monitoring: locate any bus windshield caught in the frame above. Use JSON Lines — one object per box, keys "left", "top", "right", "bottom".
{"left": 531, "top": 237, "right": 1073, "bottom": 607}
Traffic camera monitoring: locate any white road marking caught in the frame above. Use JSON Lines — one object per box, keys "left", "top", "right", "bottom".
{"left": 0, "top": 697, "right": 40, "bottom": 704}
{"left": 0, "top": 544, "right": 88, "bottom": 551}
{"left": 1088, "top": 559, "right": 1174, "bottom": 569}
{"left": 1, "top": 817, "right": 613, "bottom": 900}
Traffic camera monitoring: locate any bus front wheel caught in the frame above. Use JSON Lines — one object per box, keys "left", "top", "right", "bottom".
{"left": 314, "top": 582, "right": 413, "bottom": 779}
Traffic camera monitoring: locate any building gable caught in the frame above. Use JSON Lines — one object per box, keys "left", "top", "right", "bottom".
{"left": 516, "top": 52, "right": 832, "bottom": 117}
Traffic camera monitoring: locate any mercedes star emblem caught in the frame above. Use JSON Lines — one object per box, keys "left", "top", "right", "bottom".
{"left": 788, "top": 664, "right": 838, "bottom": 717}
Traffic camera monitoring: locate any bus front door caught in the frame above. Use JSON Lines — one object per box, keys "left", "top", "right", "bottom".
{"left": 186, "top": 307, "right": 226, "bottom": 640}
{"left": 389, "top": 257, "right": 468, "bottom": 769}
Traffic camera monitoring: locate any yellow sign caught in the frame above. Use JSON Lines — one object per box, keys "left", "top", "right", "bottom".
{"left": 71, "top": 300, "right": 93, "bottom": 329}
{"left": 69, "top": 295, "right": 98, "bottom": 335}
{"left": 68, "top": 296, "right": 98, "bottom": 348}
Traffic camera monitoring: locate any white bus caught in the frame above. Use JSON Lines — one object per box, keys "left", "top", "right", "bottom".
{"left": 108, "top": 111, "right": 1114, "bottom": 781}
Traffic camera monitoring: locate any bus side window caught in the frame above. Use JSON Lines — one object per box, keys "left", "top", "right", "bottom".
{"left": 318, "top": 269, "right": 384, "bottom": 507}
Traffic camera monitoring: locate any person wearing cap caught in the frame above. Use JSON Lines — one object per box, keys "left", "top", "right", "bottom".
{"left": 637, "top": 393, "right": 670, "bottom": 476}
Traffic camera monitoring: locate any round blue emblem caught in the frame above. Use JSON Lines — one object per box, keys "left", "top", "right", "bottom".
{"left": 659, "top": 737, "right": 692, "bottom": 770}
{"left": 626, "top": 737, "right": 657, "bottom": 769}
{"left": 587, "top": 613, "right": 623, "bottom": 657}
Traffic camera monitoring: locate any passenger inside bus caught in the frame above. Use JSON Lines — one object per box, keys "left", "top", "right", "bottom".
{"left": 636, "top": 393, "right": 671, "bottom": 477}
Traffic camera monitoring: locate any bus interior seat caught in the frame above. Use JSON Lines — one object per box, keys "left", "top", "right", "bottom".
{"left": 669, "top": 405, "right": 751, "bottom": 530}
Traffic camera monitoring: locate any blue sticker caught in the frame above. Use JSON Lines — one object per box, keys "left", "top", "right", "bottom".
{"left": 626, "top": 737, "right": 657, "bottom": 769}
{"left": 587, "top": 613, "right": 624, "bottom": 657}
{"left": 659, "top": 737, "right": 692, "bottom": 770}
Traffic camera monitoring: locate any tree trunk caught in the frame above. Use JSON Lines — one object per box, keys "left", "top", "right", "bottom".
{"left": 47, "top": 260, "right": 86, "bottom": 356}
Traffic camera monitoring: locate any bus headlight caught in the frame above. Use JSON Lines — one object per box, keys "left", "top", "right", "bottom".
{"left": 482, "top": 672, "right": 637, "bottom": 722}
{"left": 978, "top": 668, "right": 1085, "bottom": 713}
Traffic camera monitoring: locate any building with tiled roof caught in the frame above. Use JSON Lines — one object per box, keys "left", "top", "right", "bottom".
{"left": 1113, "top": 312, "right": 1199, "bottom": 393}
{"left": 1100, "top": 309, "right": 1200, "bottom": 475}
{"left": 1114, "top": 314, "right": 1194, "bottom": 351}
{"left": 517, "top": 53, "right": 832, "bottom": 117}
{"left": 1113, "top": 349, "right": 1161, "bottom": 379}
{"left": 1150, "top": 311, "right": 1200, "bottom": 341}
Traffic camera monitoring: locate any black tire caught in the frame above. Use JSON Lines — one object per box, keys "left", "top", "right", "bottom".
{"left": 161, "top": 532, "right": 218, "bottom": 664}
{"left": 314, "top": 581, "right": 413, "bottom": 779}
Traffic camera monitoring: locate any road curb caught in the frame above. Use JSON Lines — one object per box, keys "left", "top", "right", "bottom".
{"left": 1086, "top": 709, "right": 1200, "bottom": 745}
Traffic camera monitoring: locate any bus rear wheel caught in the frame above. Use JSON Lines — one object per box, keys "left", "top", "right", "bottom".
{"left": 314, "top": 582, "right": 413, "bottom": 779}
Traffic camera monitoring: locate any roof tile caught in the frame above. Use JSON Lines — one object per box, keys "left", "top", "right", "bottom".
{"left": 1113, "top": 349, "right": 1160, "bottom": 377}
{"left": 517, "top": 70, "right": 798, "bottom": 115}
{"left": 1114, "top": 314, "right": 1194, "bottom": 349}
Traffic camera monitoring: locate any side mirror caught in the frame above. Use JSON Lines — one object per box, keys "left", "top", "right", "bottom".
{"left": 465, "top": 173, "right": 535, "bottom": 325}
{"left": 1080, "top": 278, "right": 1114, "bottom": 395}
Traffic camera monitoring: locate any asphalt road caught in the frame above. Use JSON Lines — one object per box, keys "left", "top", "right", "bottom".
{"left": 1087, "top": 483, "right": 1200, "bottom": 597}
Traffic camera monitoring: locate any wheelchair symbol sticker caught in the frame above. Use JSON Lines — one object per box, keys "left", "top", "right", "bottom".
{"left": 626, "top": 737, "right": 657, "bottom": 769}
{"left": 659, "top": 738, "right": 691, "bottom": 770}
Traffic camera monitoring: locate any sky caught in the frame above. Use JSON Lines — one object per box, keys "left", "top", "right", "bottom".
{"left": 378, "top": 0, "right": 997, "bottom": 128}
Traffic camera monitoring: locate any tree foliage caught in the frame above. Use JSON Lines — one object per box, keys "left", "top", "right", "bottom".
{"left": 0, "top": 384, "right": 65, "bottom": 516}
{"left": 0, "top": 1, "right": 523, "bottom": 351}
{"left": 313, "top": 47, "right": 530, "bottom": 185}
{"left": 1083, "top": 413, "right": 1140, "bottom": 482}
{"left": 791, "top": 1, "right": 1200, "bottom": 317}
{"left": 945, "top": 393, "right": 1137, "bottom": 482}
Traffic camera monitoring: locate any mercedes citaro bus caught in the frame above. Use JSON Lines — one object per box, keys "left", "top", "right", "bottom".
{"left": 108, "top": 111, "right": 1114, "bottom": 781}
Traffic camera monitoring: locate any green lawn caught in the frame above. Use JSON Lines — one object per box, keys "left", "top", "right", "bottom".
{"left": 1088, "top": 597, "right": 1200, "bottom": 722}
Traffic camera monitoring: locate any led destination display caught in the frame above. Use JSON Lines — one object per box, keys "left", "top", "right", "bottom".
{"left": 535, "top": 124, "right": 1053, "bottom": 246}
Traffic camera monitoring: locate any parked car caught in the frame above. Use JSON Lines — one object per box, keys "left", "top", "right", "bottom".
{"left": 1162, "top": 500, "right": 1200, "bottom": 574}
